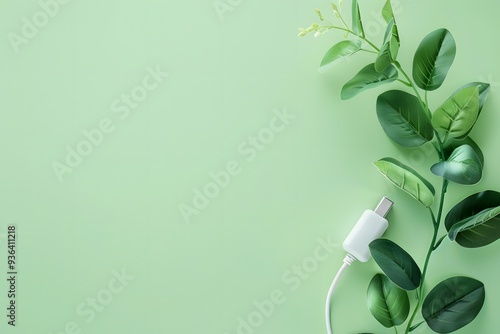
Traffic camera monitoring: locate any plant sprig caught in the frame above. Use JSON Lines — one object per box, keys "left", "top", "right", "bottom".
{"left": 300, "top": 1, "right": 499, "bottom": 333}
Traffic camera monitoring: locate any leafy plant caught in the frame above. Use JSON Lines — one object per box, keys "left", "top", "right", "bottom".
{"left": 299, "top": 1, "right": 498, "bottom": 333}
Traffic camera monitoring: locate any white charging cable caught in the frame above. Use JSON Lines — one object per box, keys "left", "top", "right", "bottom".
{"left": 325, "top": 197, "right": 394, "bottom": 334}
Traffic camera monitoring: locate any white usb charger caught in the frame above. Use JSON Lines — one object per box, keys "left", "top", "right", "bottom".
{"left": 325, "top": 197, "right": 394, "bottom": 334}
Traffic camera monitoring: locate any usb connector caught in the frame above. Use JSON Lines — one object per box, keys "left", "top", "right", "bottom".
{"left": 342, "top": 197, "right": 393, "bottom": 263}
{"left": 326, "top": 197, "right": 394, "bottom": 334}
{"left": 374, "top": 197, "right": 394, "bottom": 218}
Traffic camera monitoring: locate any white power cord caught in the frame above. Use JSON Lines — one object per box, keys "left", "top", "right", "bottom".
{"left": 325, "top": 254, "right": 356, "bottom": 334}
{"left": 325, "top": 197, "right": 394, "bottom": 334}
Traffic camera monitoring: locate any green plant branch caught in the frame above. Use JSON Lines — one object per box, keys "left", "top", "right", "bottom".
{"left": 302, "top": 3, "right": 494, "bottom": 333}
{"left": 338, "top": 13, "right": 350, "bottom": 30}
{"left": 405, "top": 178, "right": 448, "bottom": 333}
{"left": 397, "top": 79, "right": 412, "bottom": 87}
{"left": 434, "top": 131, "right": 447, "bottom": 162}
{"left": 404, "top": 209, "right": 438, "bottom": 333}
{"left": 433, "top": 234, "right": 447, "bottom": 250}
{"left": 319, "top": 24, "right": 381, "bottom": 51}
{"left": 360, "top": 48, "right": 379, "bottom": 54}
{"left": 393, "top": 61, "right": 430, "bottom": 120}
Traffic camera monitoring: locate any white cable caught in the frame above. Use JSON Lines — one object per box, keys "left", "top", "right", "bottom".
{"left": 325, "top": 254, "right": 356, "bottom": 334}
{"left": 324, "top": 197, "right": 393, "bottom": 334}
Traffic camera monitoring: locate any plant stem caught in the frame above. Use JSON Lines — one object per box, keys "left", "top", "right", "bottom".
{"left": 397, "top": 79, "right": 412, "bottom": 87}
{"left": 393, "top": 61, "right": 430, "bottom": 120}
{"left": 321, "top": 25, "right": 380, "bottom": 52}
{"left": 404, "top": 178, "right": 448, "bottom": 334}
{"left": 360, "top": 48, "right": 379, "bottom": 54}
{"left": 404, "top": 210, "right": 439, "bottom": 334}
{"left": 433, "top": 234, "right": 447, "bottom": 251}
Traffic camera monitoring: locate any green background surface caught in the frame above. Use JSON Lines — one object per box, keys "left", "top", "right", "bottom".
{"left": 1, "top": 0, "right": 500, "bottom": 333}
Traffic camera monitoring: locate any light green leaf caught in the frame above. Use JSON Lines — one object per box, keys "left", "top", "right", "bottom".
{"left": 431, "top": 144, "right": 482, "bottom": 184}
{"left": 341, "top": 63, "right": 398, "bottom": 100}
{"left": 374, "top": 158, "right": 435, "bottom": 207}
{"left": 445, "top": 191, "right": 500, "bottom": 248}
{"left": 454, "top": 82, "right": 490, "bottom": 115}
{"left": 422, "top": 276, "right": 485, "bottom": 333}
{"left": 451, "top": 82, "right": 491, "bottom": 137}
{"left": 369, "top": 239, "right": 421, "bottom": 290}
{"left": 413, "top": 29, "right": 456, "bottom": 91}
{"left": 367, "top": 274, "right": 410, "bottom": 328}
{"left": 432, "top": 86, "right": 479, "bottom": 140}
{"left": 381, "top": 0, "right": 394, "bottom": 23}
{"left": 351, "top": 0, "right": 364, "bottom": 37}
{"left": 376, "top": 90, "right": 433, "bottom": 147}
{"left": 375, "top": 19, "right": 400, "bottom": 72}
{"left": 319, "top": 40, "right": 362, "bottom": 72}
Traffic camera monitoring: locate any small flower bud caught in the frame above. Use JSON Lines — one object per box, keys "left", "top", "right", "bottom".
{"left": 315, "top": 8, "right": 324, "bottom": 21}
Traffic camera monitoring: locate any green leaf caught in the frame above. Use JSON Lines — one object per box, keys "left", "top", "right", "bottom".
{"left": 454, "top": 82, "right": 490, "bottom": 115}
{"left": 452, "top": 82, "right": 491, "bottom": 137}
{"left": 381, "top": 0, "right": 394, "bottom": 23}
{"left": 445, "top": 191, "right": 500, "bottom": 248}
{"left": 432, "top": 86, "right": 479, "bottom": 140}
{"left": 319, "top": 40, "right": 363, "bottom": 73}
{"left": 341, "top": 63, "right": 398, "bottom": 100}
{"left": 374, "top": 158, "right": 435, "bottom": 207}
{"left": 369, "top": 239, "right": 421, "bottom": 290}
{"left": 367, "top": 274, "right": 410, "bottom": 328}
{"left": 351, "top": 0, "right": 364, "bottom": 37}
{"left": 422, "top": 276, "right": 485, "bottom": 333}
{"left": 376, "top": 90, "right": 434, "bottom": 147}
{"left": 413, "top": 28, "right": 456, "bottom": 91}
{"left": 444, "top": 136, "right": 484, "bottom": 167}
{"left": 431, "top": 144, "right": 482, "bottom": 184}
{"left": 375, "top": 19, "right": 400, "bottom": 72}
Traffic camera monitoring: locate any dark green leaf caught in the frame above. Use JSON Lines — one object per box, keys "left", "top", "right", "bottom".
{"left": 319, "top": 40, "right": 363, "bottom": 72}
{"left": 445, "top": 191, "right": 500, "bottom": 247}
{"left": 369, "top": 239, "right": 421, "bottom": 290}
{"left": 374, "top": 158, "right": 435, "bottom": 207}
{"left": 444, "top": 136, "right": 484, "bottom": 167}
{"left": 422, "top": 276, "right": 485, "bottom": 333}
{"left": 432, "top": 86, "right": 479, "bottom": 140}
{"left": 341, "top": 63, "right": 398, "bottom": 100}
{"left": 367, "top": 274, "right": 410, "bottom": 328}
{"left": 431, "top": 144, "right": 482, "bottom": 184}
{"left": 413, "top": 28, "right": 456, "bottom": 91}
{"left": 376, "top": 90, "right": 434, "bottom": 147}
{"left": 352, "top": 0, "right": 365, "bottom": 37}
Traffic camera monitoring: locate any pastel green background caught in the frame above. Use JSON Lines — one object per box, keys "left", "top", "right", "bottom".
{"left": 1, "top": 0, "right": 499, "bottom": 333}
